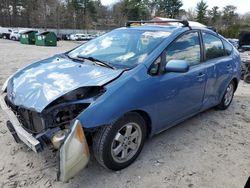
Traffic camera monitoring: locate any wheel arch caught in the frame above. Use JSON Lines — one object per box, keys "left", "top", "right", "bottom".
{"left": 131, "top": 110, "right": 152, "bottom": 138}
{"left": 217, "top": 77, "right": 239, "bottom": 107}
{"left": 232, "top": 77, "right": 238, "bottom": 92}
{"left": 85, "top": 109, "right": 153, "bottom": 138}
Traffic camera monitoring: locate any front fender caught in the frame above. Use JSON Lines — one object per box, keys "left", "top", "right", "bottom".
{"left": 77, "top": 66, "right": 157, "bottom": 130}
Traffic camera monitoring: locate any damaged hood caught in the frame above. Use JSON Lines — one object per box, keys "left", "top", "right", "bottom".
{"left": 7, "top": 55, "right": 123, "bottom": 112}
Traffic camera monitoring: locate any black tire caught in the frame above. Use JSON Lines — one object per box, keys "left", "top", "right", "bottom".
{"left": 241, "top": 69, "right": 245, "bottom": 80}
{"left": 217, "top": 81, "right": 235, "bottom": 110}
{"left": 244, "top": 73, "right": 250, "bottom": 84}
{"left": 3, "top": 35, "right": 6, "bottom": 39}
{"left": 11, "top": 37, "right": 16, "bottom": 41}
{"left": 93, "top": 112, "right": 147, "bottom": 171}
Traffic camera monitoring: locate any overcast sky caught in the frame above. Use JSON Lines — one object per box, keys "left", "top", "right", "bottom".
{"left": 101, "top": 0, "right": 250, "bottom": 14}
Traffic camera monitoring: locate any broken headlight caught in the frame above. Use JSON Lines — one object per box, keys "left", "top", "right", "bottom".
{"left": 61, "top": 86, "right": 106, "bottom": 102}
{"left": 43, "top": 86, "right": 106, "bottom": 128}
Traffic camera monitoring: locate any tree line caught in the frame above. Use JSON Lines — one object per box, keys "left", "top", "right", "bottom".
{"left": 0, "top": 0, "right": 250, "bottom": 37}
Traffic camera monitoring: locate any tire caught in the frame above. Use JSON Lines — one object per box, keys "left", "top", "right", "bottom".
{"left": 93, "top": 112, "right": 147, "bottom": 171}
{"left": 241, "top": 69, "right": 245, "bottom": 80}
{"left": 217, "top": 81, "right": 235, "bottom": 110}
{"left": 3, "top": 35, "right": 6, "bottom": 39}
{"left": 11, "top": 37, "right": 16, "bottom": 41}
{"left": 244, "top": 73, "right": 250, "bottom": 84}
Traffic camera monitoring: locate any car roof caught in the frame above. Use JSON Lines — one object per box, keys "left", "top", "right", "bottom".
{"left": 117, "top": 25, "right": 182, "bottom": 32}
{"left": 116, "top": 24, "right": 216, "bottom": 35}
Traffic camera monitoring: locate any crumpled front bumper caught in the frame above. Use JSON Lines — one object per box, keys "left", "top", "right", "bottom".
{"left": 0, "top": 93, "right": 90, "bottom": 182}
{"left": 0, "top": 94, "right": 42, "bottom": 152}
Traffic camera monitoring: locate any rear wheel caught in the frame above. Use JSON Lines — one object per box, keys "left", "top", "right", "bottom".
{"left": 11, "top": 37, "right": 16, "bottom": 41}
{"left": 244, "top": 73, "right": 250, "bottom": 84}
{"left": 217, "top": 81, "right": 235, "bottom": 110}
{"left": 93, "top": 112, "right": 147, "bottom": 170}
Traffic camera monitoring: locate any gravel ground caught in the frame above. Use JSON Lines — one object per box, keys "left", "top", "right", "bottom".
{"left": 0, "top": 39, "right": 249, "bottom": 188}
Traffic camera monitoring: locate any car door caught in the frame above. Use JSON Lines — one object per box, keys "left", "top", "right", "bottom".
{"left": 150, "top": 31, "right": 207, "bottom": 131}
{"left": 201, "top": 32, "right": 234, "bottom": 107}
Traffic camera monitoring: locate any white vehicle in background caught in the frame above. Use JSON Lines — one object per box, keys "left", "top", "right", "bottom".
{"left": 69, "top": 34, "right": 77, "bottom": 40}
{"left": 87, "top": 34, "right": 94, "bottom": 40}
{"left": 228, "top": 38, "right": 239, "bottom": 49}
{"left": 69, "top": 33, "right": 92, "bottom": 41}
{"left": 0, "top": 27, "right": 13, "bottom": 39}
{"left": 9, "top": 30, "right": 20, "bottom": 41}
{"left": 75, "top": 34, "right": 89, "bottom": 41}
{"left": 10, "top": 29, "right": 30, "bottom": 41}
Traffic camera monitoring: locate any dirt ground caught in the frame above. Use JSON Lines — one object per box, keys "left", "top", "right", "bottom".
{"left": 0, "top": 39, "right": 250, "bottom": 188}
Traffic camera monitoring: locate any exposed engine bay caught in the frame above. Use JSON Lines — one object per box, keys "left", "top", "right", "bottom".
{"left": 4, "top": 86, "right": 105, "bottom": 134}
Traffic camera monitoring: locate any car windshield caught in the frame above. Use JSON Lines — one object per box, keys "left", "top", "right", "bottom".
{"left": 67, "top": 29, "right": 171, "bottom": 69}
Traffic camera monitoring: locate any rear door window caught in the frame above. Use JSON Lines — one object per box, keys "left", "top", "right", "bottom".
{"left": 203, "top": 32, "right": 225, "bottom": 60}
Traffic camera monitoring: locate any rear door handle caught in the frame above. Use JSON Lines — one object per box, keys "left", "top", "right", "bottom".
{"left": 227, "top": 64, "right": 232, "bottom": 69}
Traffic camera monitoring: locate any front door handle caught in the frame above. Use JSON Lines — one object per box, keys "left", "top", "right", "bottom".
{"left": 227, "top": 64, "right": 232, "bottom": 69}
{"left": 197, "top": 72, "right": 205, "bottom": 82}
{"left": 197, "top": 73, "right": 205, "bottom": 78}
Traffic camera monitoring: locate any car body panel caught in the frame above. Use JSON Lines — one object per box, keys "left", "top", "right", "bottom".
{"left": 155, "top": 64, "right": 206, "bottom": 130}
{"left": 6, "top": 55, "right": 123, "bottom": 112}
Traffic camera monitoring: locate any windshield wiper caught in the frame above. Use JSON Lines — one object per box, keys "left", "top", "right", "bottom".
{"left": 77, "top": 55, "right": 115, "bottom": 69}
{"left": 64, "top": 53, "right": 85, "bottom": 62}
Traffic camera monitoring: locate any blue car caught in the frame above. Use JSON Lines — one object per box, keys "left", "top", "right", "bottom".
{"left": 0, "top": 20, "right": 241, "bottom": 181}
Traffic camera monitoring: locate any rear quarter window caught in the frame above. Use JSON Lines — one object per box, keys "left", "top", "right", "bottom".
{"left": 223, "top": 40, "right": 233, "bottom": 55}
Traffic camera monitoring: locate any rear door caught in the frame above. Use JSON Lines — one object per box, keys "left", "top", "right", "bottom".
{"left": 201, "top": 32, "right": 234, "bottom": 107}
{"left": 152, "top": 31, "right": 207, "bottom": 130}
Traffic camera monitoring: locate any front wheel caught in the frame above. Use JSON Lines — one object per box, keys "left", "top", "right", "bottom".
{"left": 217, "top": 81, "right": 235, "bottom": 110}
{"left": 93, "top": 112, "right": 147, "bottom": 171}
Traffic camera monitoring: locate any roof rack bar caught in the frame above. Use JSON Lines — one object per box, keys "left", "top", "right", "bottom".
{"left": 126, "top": 20, "right": 189, "bottom": 27}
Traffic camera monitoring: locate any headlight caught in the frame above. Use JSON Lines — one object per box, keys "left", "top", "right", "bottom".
{"left": 58, "top": 120, "right": 89, "bottom": 182}
{"left": 61, "top": 86, "right": 106, "bottom": 101}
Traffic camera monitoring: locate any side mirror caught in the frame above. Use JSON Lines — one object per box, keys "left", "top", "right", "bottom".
{"left": 165, "top": 60, "right": 189, "bottom": 73}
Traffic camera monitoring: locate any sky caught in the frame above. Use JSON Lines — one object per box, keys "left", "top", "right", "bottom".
{"left": 182, "top": 0, "right": 249, "bottom": 14}
{"left": 101, "top": 0, "right": 250, "bottom": 14}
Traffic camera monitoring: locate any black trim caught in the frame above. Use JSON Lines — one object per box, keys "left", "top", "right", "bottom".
{"left": 199, "top": 30, "right": 206, "bottom": 62}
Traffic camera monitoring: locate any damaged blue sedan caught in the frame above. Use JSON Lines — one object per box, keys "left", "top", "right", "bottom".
{"left": 0, "top": 20, "right": 241, "bottom": 182}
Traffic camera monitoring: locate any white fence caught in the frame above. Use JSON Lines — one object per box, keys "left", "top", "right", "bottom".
{"left": 0, "top": 26, "right": 107, "bottom": 35}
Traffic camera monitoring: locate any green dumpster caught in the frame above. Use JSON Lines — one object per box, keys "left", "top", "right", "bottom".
{"left": 20, "top": 30, "right": 38, "bottom": 45}
{"left": 35, "top": 31, "right": 57, "bottom": 46}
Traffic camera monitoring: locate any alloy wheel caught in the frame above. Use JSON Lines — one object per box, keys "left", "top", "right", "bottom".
{"left": 111, "top": 122, "right": 142, "bottom": 163}
{"left": 224, "top": 83, "right": 234, "bottom": 106}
